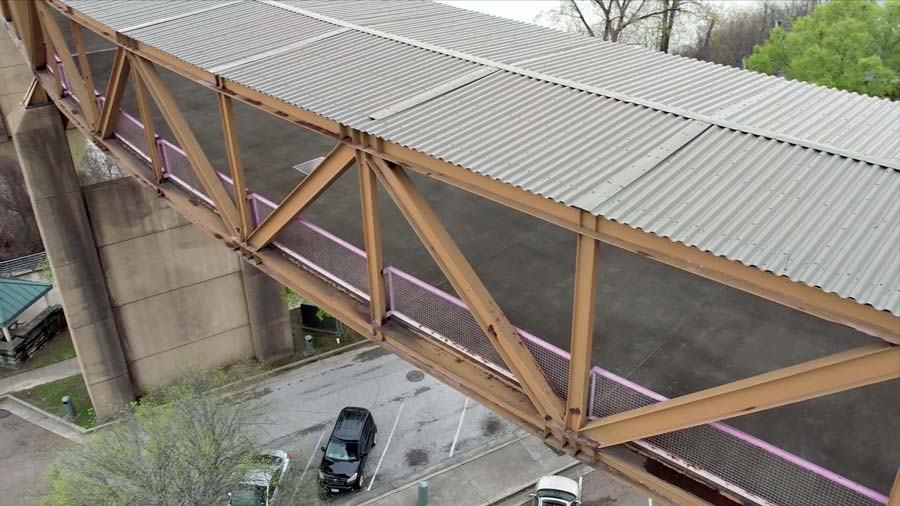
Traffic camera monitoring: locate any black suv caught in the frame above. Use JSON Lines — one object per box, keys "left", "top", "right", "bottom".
{"left": 318, "top": 407, "right": 377, "bottom": 492}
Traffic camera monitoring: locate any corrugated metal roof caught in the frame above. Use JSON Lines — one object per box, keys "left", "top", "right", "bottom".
{"left": 223, "top": 30, "right": 484, "bottom": 125}
{"left": 0, "top": 278, "right": 52, "bottom": 327}
{"left": 126, "top": 1, "right": 340, "bottom": 70}
{"left": 594, "top": 126, "right": 900, "bottom": 314}
{"left": 66, "top": 0, "right": 241, "bottom": 32}
{"left": 59, "top": 0, "right": 900, "bottom": 315}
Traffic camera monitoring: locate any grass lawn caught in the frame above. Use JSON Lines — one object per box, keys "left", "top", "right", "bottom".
{"left": 14, "top": 374, "right": 96, "bottom": 429}
{"left": 0, "top": 329, "right": 77, "bottom": 380}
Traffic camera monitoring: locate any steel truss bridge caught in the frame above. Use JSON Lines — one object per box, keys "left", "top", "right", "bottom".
{"left": 2, "top": 1, "right": 899, "bottom": 505}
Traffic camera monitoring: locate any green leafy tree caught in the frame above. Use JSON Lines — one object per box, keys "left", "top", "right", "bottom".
{"left": 747, "top": 0, "right": 900, "bottom": 98}
{"left": 43, "top": 363, "right": 271, "bottom": 506}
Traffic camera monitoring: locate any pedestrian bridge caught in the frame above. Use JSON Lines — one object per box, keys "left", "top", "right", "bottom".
{"left": 2, "top": 1, "right": 899, "bottom": 505}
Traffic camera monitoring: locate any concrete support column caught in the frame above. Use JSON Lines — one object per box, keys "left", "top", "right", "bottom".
{"left": 10, "top": 103, "right": 134, "bottom": 417}
{"left": 240, "top": 260, "right": 294, "bottom": 363}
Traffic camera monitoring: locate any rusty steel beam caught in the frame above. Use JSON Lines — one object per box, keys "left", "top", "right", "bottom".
{"left": 97, "top": 48, "right": 129, "bottom": 138}
{"left": 128, "top": 54, "right": 240, "bottom": 235}
{"left": 358, "top": 152, "right": 387, "bottom": 328}
{"left": 131, "top": 69, "right": 163, "bottom": 183}
{"left": 566, "top": 223, "right": 600, "bottom": 431}
{"left": 246, "top": 142, "right": 356, "bottom": 250}
{"left": 217, "top": 93, "right": 253, "bottom": 237}
{"left": 370, "top": 157, "right": 566, "bottom": 424}
{"left": 581, "top": 344, "right": 900, "bottom": 447}
{"left": 69, "top": 19, "right": 94, "bottom": 101}
{"left": 10, "top": 1, "right": 45, "bottom": 70}
{"left": 35, "top": 1, "right": 98, "bottom": 126}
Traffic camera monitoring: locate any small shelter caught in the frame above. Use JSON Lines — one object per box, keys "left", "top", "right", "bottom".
{"left": 0, "top": 278, "right": 52, "bottom": 342}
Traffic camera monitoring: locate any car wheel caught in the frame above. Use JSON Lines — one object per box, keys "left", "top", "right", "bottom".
{"left": 356, "top": 470, "right": 365, "bottom": 491}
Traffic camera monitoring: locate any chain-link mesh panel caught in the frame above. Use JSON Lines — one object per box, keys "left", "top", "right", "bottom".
{"left": 113, "top": 111, "right": 153, "bottom": 164}
{"left": 249, "top": 196, "right": 369, "bottom": 299}
{"left": 275, "top": 218, "right": 369, "bottom": 299}
{"left": 519, "top": 331, "right": 569, "bottom": 399}
{"left": 159, "top": 141, "right": 212, "bottom": 204}
{"left": 387, "top": 269, "right": 510, "bottom": 373}
{"left": 590, "top": 371, "right": 884, "bottom": 506}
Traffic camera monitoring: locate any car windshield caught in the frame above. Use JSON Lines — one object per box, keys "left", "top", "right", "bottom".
{"left": 537, "top": 489, "right": 577, "bottom": 502}
{"left": 325, "top": 439, "right": 358, "bottom": 461}
{"left": 230, "top": 485, "right": 266, "bottom": 506}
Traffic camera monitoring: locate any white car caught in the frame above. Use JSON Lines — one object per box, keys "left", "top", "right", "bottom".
{"left": 531, "top": 475, "right": 582, "bottom": 506}
{"left": 228, "top": 450, "right": 292, "bottom": 506}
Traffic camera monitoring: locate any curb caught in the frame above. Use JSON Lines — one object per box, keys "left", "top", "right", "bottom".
{"left": 0, "top": 393, "right": 91, "bottom": 441}
{"left": 0, "top": 341, "right": 377, "bottom": 441}
{"left": 353, "top": 432, "right": 532, "bottom": 506}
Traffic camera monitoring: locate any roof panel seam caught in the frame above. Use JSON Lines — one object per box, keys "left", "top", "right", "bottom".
{"left": 256, "top": 0, "right": 898, "bottom": 170}
{"left": 368, "top": 67, "right": 500, "bottom": 120}
{"left": 119, "top": 0, "right": 243, "bottom": 33}
{"left": 208, "top": 27, "right": 351, "bottom": 74}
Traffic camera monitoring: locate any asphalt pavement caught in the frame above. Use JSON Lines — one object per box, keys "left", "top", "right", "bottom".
{"left": 248, "top": 344, "right": 662, "bottom": 506}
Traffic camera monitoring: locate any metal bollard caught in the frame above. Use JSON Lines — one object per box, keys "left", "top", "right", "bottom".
{"left": 417, "top": 480, "right": 428, "bottom": 506}
{"left": 304, "top": 334, "right": 315, "bottom": 355}
{"left": 61, "top": 395, "right": 76, "bottom": 419}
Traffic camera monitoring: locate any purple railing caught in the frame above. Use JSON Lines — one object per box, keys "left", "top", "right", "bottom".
{"left": 57, "top": 58, "right": 887, "bottom": 506}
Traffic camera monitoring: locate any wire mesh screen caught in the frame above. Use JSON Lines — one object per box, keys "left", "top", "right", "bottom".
{"left": 113, "top": 111, "right": 153, "bottom": 165}
{"left": 387, "top": 268, "right": 510, "bottom": 373}
{"left": 591, "top": 371, "right": 885, "bottom": 506}
{"left": 159, "top": 140, "right": 211, "bottom": 204}
{"left": 251, "top": 196, "right": 370, "bottom": 299}
{"left": 519, "top": 331, "right": 569, "bottom": 399}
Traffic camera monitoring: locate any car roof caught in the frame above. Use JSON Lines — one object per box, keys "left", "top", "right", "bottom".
{"left": 242, "top": 469, "right": 272, "bottom": 487}
{"left": 333, "top": 407, "right": 370, "bottom": 440}
{"left": 536, "top": 476, "right": 579, "bottom": 495}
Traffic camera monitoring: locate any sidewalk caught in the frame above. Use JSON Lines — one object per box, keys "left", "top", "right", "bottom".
{"left": 0, "top": 358, "right": 80, "bottom": 395}
{"left": 356, "top": 432, "right": 574, "bottom": 506}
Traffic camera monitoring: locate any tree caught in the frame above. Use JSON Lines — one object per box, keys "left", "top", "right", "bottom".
{"left": 747, "top": 0, "right": 899, "bottom": 98}
{"left": 43, "top": 363, "right": 271, "bottom": 506}
{"left": 0, "top": 156, "right": 41, "bottom": 261}
{"left": 681, "top": 1, "right": 819, "bottom": 68}
{"left": 547, "top": 0, "right": 697, "bottom": 51}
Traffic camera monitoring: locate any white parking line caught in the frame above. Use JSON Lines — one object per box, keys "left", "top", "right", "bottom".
{"left": 288, "top": 429, "right": 328, "bottom": 504}
{"left": 300, "top": 429, "right": 327, "bottom": 480}
{"left": 367, "top": 401, "right": 404, "bottom": 492}
{"left": 449, "top": 397, "right": 469, "bottom": 457}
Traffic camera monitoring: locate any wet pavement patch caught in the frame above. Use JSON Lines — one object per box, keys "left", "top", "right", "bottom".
{"left": 481, "top": 416, "right": 503, "bottom": 436}
{"left": 406, "top": 370, "right": 425, "bottom": 382}
{"left": 353, "top": 347, "right": 389, "bottom": 363}
{"left": 405, "top": 448, "right": 429, "bottom": 467}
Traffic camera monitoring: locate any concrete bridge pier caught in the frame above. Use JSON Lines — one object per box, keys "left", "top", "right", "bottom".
{"left": 9, "top": 102, "right": 294, "bottom": 418}
{"left": 241, "top": 262, "right": 294, "bottom": 363}
{"left": 10, "top": 103, "right": 135, "bottom": 417}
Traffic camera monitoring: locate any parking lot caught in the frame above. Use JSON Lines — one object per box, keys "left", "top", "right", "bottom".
{"left": 249, "top": 344, "right": 522, "bottom": 504}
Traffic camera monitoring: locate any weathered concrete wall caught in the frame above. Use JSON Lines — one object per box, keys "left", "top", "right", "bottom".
{"left": 82, "top": 177, "right": 266, "bottom": 393}
{"left": 240, "top": 261, "right": 293, "bottom": 362}
{"left": 10, "top": 104, "right": 134, "bottom": 417}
